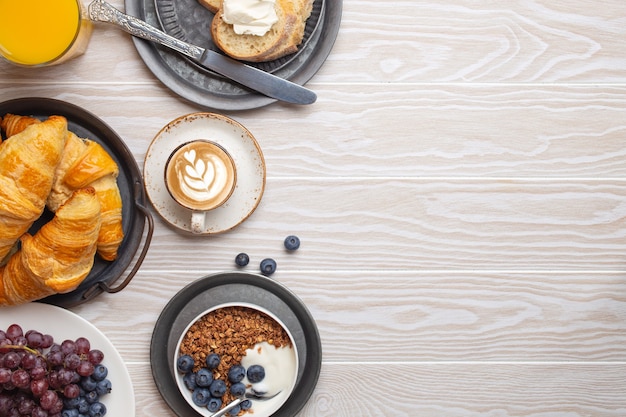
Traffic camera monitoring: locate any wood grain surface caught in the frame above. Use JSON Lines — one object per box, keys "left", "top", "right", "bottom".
{"left": 1, "top": 0, "right": 625, "bottom": 415}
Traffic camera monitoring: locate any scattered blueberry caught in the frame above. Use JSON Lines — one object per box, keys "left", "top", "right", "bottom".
{"left": 235, "top": 253, "right": 249, "bottom": 267}
{"left": 246, "top": 364, "right": 265, "bottom": 383}
{"left": 207, "top": 397, "right": 222, "bottom": 413}
{"left": 284, "top": 235, "right": 300, "bottom": 251}
{"left": 195, "top": 368, "right": 213, "bottom": 387}
{"left": 191, "top": 388, "right": 211, "bottom": 407}
{"left": 177, "top": 355, "right": 195, "bottom": 373}
{"left": 209, "top": 379, "right": 227, "bottom": 397}
{"left": 205, "top": 353, "right": 220, "bottom": 370}
{"left": 230, "top": 382, "right": 246, "bottom": 397}
{"left": 227, "top": 365, "right": 245, "bottom": 383}
{"left": 260, "top": 258, "right": 277, "bottom": 276}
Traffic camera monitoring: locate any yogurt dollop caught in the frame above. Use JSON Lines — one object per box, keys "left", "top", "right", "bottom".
{"left": 240, "top": 341, "right": 297, "bottom": 414}
{"left": 222, "top": 0, "right": 278, "bottom": 36}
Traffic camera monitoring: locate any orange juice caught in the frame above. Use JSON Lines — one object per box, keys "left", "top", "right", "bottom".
{"left": 0, "top": 0, "right": 92, "bottom": 66}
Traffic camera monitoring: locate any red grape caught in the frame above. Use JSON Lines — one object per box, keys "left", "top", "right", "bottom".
{"left": 10, "top": 369, "right": 30, "bottom": 389}
{"left": 5, "top": 324, "right": 23, "bottom": 340}
{"left": 75, "top": 337, "right": 91, "bottom": 355}
{"left": 77, "top": 360, "right": 94, "bottom": 377}
{"left": 30, "top": 378, "right": 49, "bottom": 397}
{"left": 88, "top": 349, "right": 104, "bottom": 365}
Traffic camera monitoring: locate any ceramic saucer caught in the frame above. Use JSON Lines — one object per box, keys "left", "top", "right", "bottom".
{"left": 143, "top": 113, "right": 265, "bottom": 234}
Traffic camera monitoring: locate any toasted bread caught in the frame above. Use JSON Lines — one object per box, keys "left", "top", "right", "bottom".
{"left": 198, "top": 0, "right": 222, "bottom": 13}
{"left": 211, "top": 0, "right": 313, "bottom": 63}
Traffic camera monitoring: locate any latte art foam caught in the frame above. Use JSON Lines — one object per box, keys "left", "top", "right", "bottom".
{"left": 165, "top": 141, "right": 236, "bottom": 211}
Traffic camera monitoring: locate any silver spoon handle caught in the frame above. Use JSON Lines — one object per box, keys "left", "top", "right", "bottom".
{"left": 87, "top": 0, "right": 204, "bottom": 60}
{"left": 208, "top": 397, "right": 242, "bottom": 417}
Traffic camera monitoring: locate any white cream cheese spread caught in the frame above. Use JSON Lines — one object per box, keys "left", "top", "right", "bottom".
{"left": 222, "top": 0, "right": 278, "bottom": 36}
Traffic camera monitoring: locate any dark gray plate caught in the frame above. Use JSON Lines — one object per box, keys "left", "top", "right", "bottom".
{"left": 124, "top": 0, "right": 342, "bottom": 110}
{"left": 0, "top": 97, "right": 153, "bottom": 307}
{"left": 155, "top": 0, "right": 325, "bottom": 74}
{"left": 150, "top": 272, "right": 322, "bottom": 417}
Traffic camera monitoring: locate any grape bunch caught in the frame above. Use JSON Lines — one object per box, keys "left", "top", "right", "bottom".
{"left": 0, "top": 324, "right": 112, "bottom": 417}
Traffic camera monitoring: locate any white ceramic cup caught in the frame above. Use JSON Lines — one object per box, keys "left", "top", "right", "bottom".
{"left": 164, "top": 140, "right": 237, "bottom": 234}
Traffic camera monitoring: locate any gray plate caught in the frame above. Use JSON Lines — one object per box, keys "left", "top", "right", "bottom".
{"left": 124, "top": 0, "right": 342, "bottom": 110}
{"left": 150, "top": 272, "right": 322, "bottom": 417}
{"left": 155, "top": 0, "right": 325, "bottom": 74}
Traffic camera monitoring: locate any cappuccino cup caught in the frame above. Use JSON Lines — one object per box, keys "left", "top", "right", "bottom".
{"left": 165, "top": 140, "right": 237, "bottom": 234}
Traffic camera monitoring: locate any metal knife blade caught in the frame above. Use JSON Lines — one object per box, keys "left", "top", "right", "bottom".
{"left": 88, "top": 0, "right": 317, "bottom": 105}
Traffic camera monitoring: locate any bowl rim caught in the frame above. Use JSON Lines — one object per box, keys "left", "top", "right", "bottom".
{"left": 173, "top": 301, "right": 300, "bottom": 417}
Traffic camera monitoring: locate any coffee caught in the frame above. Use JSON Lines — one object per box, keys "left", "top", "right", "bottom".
{"left": 165, "top": 140, "right": 236, "bottom": 211}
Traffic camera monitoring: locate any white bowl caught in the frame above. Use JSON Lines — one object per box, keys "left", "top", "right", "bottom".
{"left": 174, "top": 302, "right": 299, "bottom": 417}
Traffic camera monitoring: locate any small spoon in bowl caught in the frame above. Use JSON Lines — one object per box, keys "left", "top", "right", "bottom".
{"left": 208, "top": 391, "right": 282, "bottom": 417}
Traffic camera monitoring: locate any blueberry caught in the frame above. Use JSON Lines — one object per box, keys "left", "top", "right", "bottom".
{"left": 64, "top": 395, "right": 81, "bottom": 409}
{"left": 77, "top": 396, "right": 90, "bottom": 413}
{"left": 209, "top": 379, "right": 227, "bottom": 397}
{"left": 207, "top": 397, "right": 222, "bottom": 413}
{"left": 177, "top": 354, "right": 195, "bottom": 373}
{"left": 195, "top": 368, "right": 213, "bottom": 387}
{"left": 84, "top": 390, "right": 99, "bottom": 404}
{"left": 230, "top": 382, "right": 246, "bottom": 397}
{"left": 284, "top": 235, "right": 300, "bottom": 251}
{"left": 205, "top": 353, "right": 220, "bottom": 370}
{"left": 240, "top": 399, "right": 252, "bottom": 410}
{"left": 235, "top": 253, "right": 249, "bottom": 267}
{"left": 183, "top": 372, "right": 197, "bottom": 390}
{"left": 260, "top": 258, "right": 277, "bottom": 276}
{"left": 227, "top": 405, "right": 241, "bottom": 416}
{"left": 92, "top": 364, "right": 108, "bottom": 381}
{"left": 88, "top": 401, "right": 106, "bottom": 417}
{"left": 246, "top": 365, "right": 265, "bottom": 383}
{"left": 62, "top": 409, "right": 79, "bottom": 417}
{"left": 95, "top": 379, "right": 112, "bottom": 396}
{"left": 191, "top": 388, "right": 211, "bottom": 407}
{"left": 80, "top": 376, "right": 97, "bottom": 392}
{"left": 227, "top": 365, "right": 245, "bottom": 383}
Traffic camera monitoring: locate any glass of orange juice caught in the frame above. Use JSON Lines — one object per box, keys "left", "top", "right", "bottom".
{"left": 0, "top": 0, "right": 93, "bottom": 66}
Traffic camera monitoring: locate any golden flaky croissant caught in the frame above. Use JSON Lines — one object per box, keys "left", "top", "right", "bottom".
{"left": 0, "top": 116, "right": 68, "bottom": 261}
{"left": 47, "top": 132, "right": 124, "bottom": 261}
{"left": 1, "top": 114, "right": 124, "bottom": 262}
{"left": 0, "top": 188, "right": 102, "bottom": 306}
{"left": 0, "top": 113, "right": 41, "bottom": 138}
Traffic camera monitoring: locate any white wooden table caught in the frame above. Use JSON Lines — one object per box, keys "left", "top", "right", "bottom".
{"left": 2, "top": 1, "right": 626, "bottom": 415}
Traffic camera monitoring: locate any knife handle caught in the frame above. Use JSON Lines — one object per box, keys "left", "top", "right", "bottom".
{"left": 88, "top": 0, "right": 203, "bottom": 60}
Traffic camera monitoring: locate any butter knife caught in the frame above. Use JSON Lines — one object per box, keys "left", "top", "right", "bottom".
{"left": 87, "top": 0, "right": 317, "bottom": 105}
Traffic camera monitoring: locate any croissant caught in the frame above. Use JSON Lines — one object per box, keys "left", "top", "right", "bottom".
{"left": 47, "top": 132, "right": 124, "bottom": 261}
{"left": 0, "top": 113, "right": 41, "bottom": 138}
{"left": 0, "top": 188, "right": 102, "bottom": 306}
{"left": 0, "top": 116, "right": 68, "bottom": 261}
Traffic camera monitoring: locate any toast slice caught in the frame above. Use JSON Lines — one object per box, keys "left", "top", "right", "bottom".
{"left": 211, "top": 0, "right": 313, "bottom": 63}
{"left": 198, "top": 0, "right": 221, "bottom": 13}
{"left": 255, "top": 0, "right": 314, "bottom": 61}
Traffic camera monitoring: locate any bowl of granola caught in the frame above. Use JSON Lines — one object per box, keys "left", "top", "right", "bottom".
{"left": 173, "top": 302, "right": 299, "bottom": 417}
